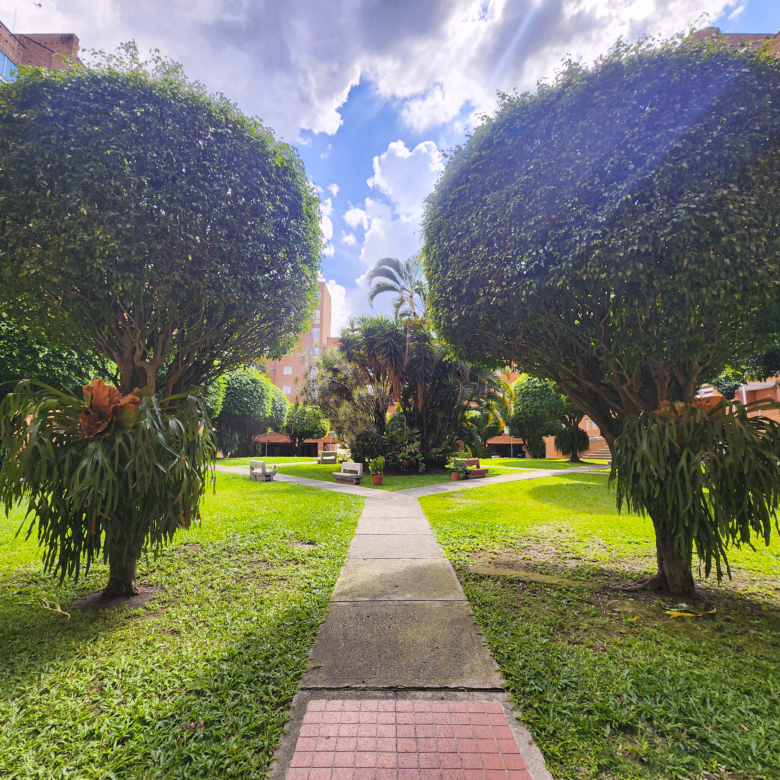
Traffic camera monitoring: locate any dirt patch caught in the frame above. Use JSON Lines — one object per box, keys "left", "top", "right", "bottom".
{"left": 468, "top": 544, "right": 780, "bottom": 613}
{"left": 291, "top": 541, "right": 317, "bottom": 549}
{"left": 468, "top": 564, "right": 600, "bottom": 590}
{"left": 175, "top": 543, "right": 203, "bottom": 553}
{"left": 73, "top": 585, "right": 165, "bottom": 613}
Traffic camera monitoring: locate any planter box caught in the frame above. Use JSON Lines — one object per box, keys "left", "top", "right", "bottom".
{"left": 451, "top": 472, "right": 461, "bottom": 481}
{"left": 371, "top": 475, "right": 384, "bottom": 486}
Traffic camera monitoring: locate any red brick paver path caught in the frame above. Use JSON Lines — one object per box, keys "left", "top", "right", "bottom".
{"left": 286, "top": 700, "right": 531, "bottom": 780}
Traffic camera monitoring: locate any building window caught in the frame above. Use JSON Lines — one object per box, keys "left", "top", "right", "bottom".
{"left": 312, "top": 327, "right": 320, "bottom": 343}
{"left": 282, "top": 385, "right": 292, "bottom": 395}
{"left": 0, "top": 52, "right": 18, "bottom": 83}
{"left": 310, "top": 346, "right": 319, "bottom": 358}
{"left": 283, "top": 366, "right": 293, "bottom": 375}
{"left": 585, "top": 419, "right": 590, "bottom": 430}
{"left": 313, "top": 309, "right": 320, "bottom": 324}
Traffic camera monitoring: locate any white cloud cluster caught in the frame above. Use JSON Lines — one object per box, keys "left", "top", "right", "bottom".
{"left": 343, "top": 140, "right": 443, "bottom": 273}
{"left": 326, "top": 279, "right": 351, "bottom": 333}
{"left": 320, "top": 196, "right": 335, "bottom": 257}
{"left": 5, "top": 0, "right": 733, "bottom": 140}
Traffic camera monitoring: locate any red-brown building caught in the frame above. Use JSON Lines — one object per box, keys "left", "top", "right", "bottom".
{"left": 0, "top": 20, "right": 81, "bottom": 82}
{"left": 259, "top": 281, "right": 338, "bottom": 456}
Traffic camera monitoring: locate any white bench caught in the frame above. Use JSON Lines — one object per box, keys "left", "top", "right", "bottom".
{"left": 333, "top": 462, "right": 363, "bottom": 485}
{"left": 317, "top": 451, "right": 338, "bottom": 465}
{"left": 249, "top": 460, "right": 277, "bottom": 482}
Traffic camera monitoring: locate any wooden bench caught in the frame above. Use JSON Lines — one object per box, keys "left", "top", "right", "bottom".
{"left": 317, "top": 451, "right": 338, "bottom": 465}
{"left": 249, "top": 460, "right": 277, "bottom": 482}
{"left": 333, "top": 462, "right": 363, "bottom": 485}
{"left": 463, "top": 458, "right": 489, "bottom": 479}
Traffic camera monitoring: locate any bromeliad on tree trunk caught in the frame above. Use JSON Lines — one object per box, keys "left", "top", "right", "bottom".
{"left": 611, "top": 398, "right": 780, "bottom": 596}
{"left": 0, "top": 379, "right": 215, "bottom": 599}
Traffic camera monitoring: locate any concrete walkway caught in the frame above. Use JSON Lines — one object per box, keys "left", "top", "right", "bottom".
{"left": 214, "top": 462, "right": 603, "bottom": 499}
{"left": 269, "top": 481, "right": 556, "bottom": 780}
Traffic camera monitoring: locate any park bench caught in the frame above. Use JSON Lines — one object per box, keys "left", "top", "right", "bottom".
{"left": 249, "top": 460, "right": 277, "bottom": 482}
{"left": 333, "top": 462, "right": 363, "bottom": 485}
{"left": 317, "top": 451, "right": 338, "bottom": 464}
{"left": 463, "top": 458, "right": 489, "bottom": 478}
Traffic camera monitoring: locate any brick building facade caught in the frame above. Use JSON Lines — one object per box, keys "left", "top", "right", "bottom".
{"left": 0, "top": 19, "right": 81, "bottom": 82}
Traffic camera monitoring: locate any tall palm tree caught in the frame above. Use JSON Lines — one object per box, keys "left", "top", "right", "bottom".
{"left": 366, "top": 254, "right": 427, "bottom": 320}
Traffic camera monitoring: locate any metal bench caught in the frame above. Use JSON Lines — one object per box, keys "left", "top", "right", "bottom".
{"left": 317, "top": 451, "right": 338, "bottom": 464}
{"left": 333, "top": 462, "right": 363, "bottom": 485}
{"left": 463, "top": 458, "right": 489, "bottom": 478}
{"left": 249, "top": 460, "right": 277, "bottom": 482}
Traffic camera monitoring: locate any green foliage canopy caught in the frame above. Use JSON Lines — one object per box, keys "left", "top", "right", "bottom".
{"left": 0, "top": 48, "right": 321, "bottom": 396}
{"left": 423, "top": 37, "right": 780, "bottom": 593}
{"left": 508, "top": 376, "right": 569, "bottom": 458}
{"left": 216, "top": 368, "right": 288, "bottom": 456}
{"left": 282, "top": 403, "right": 329, "bottom": 455}
{"left": 305, "top": 316, "right": 510, "bottom": 467}
{"left": 424, "top": 38, "right": 780, "bottom": 443}
{"left": 0, "top": 311, "right": 96, "bottom": 391}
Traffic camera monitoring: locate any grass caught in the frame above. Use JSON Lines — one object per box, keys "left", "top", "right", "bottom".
{"left": 0, "top": 473, "right": 363, "bottom": 779}
{"left": 420, "top": 474, "right": 780, "bottom": 780}
{"left": 218, "top": 456, "right": 318, "bottom": 466}
{"left": 256, "top": 462, "right": 519, "bottom": 491}
{"left": 486, "top": 458, "right": 608, "bottom": 469}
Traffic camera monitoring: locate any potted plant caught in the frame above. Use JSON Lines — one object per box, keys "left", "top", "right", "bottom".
{"left": 369, "top": 456, "right": 385, "bottom": 486}
{"left": 448, "top": 458, "right": 469, "bottom": 481}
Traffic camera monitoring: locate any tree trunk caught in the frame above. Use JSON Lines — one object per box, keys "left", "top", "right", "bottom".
{"left": 650, "top": 511, "right": 696, "bottom": 597}
{"left": 102, "top": 553, "right": 140, "bottom": 599}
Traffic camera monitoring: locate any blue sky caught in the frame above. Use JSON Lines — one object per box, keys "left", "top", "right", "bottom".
{"left": 4, "top": 0, "right": 780, "bottom": 329}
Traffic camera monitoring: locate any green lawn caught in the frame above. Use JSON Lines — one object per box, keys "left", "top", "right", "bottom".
{"left": 421, "top": 474, "right": 780, "bottom": 780}
{"left": 264, "top": 462, "right": 519, "bottom": 491}
{"left": 0, "top": 473, "right": 363, "bottom": 779}
{"left": 218, "top": 456, "right": 318, "bottom": 466}
{"left": 486, "top": 457, "right": 608, "bottom": 469}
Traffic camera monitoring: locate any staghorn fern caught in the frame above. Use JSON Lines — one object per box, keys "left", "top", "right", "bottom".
{"left": 0, "top": 380, "right": 215, "bottom": 588}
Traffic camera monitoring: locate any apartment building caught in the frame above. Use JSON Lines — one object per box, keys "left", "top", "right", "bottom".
{"left": 258, "top": 281, "right": 337, "bottom": 456}
{"left": 0, "top": 20, "right": 81, "bottom": 81}
{"left": 266, "top": 280, "right": 332, "bottom": 403}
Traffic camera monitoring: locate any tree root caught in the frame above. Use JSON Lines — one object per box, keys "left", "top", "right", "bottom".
{"left": 101, "top": 577, "right": 140, "bottom": 600}
{"left": 618, "top": 574, "right": 665, "bottom": 592}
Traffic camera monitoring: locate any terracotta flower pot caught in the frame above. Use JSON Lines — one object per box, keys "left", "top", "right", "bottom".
{"left": 451, "top": 472, "right": 461, "bottom": 481}
{"left": 371, "top": 475, "right": 384, "bottom": 486}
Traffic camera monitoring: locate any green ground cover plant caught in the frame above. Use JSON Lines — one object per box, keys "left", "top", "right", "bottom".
{"left": 0, "top": 473, "right": 363, "bottom": 779}
{"left": 258, "top": 463, "right": 518, "bottom": 491}
{"left": 421, "top": 474, "right": 780, "bottom": 780}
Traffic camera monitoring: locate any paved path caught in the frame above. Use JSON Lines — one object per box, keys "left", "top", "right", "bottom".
{"left": 214, "top": 463, "right": 603, "bottom": 499}
{"left": 266, "top": 473, "right": 557, "bottom": 780}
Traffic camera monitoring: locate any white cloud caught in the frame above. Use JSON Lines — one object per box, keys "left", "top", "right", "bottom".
{"left": 320, "top": 195, "right": 333, "bottom": 236}
{"left": 321, "top": 144, "right": 333, "bottom": 159}
{"left": 320, "top": 196, "right": 334, "bottom": 255}
{"left": 341, "top": 232, "right": 357, "bottom": 246}
{"left": 349, "top": 197, "right": 423, "bottom": 267}
{"left": 727, "top": 4, "right": 745, "bottom": 20}
{"left": 344, "top": 205, "right": 369, "bottom": 231}
{"left": 7, "top": 0, "right": 730, "bottom": 140}
{"left": 341, "top": 139, "right": 441, "bottom": 276}
{"left": 327, "top": 183, "right": 340, "bottom": 197}
{"left": 367, "top": 140, "right": 443, "bottom": 219}
{"left": 326, "top": 279, "right": 351, "bottom": 332}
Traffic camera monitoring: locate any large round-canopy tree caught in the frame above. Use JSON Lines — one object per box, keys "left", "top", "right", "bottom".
{"left": 0, "top": 49, "right": 321, "bottom": 596}
{"left": 423, "top": 37, "right": 780, "bottom": 595}
{"left": 0, "top": 48, "right": 320, "bottom": 395}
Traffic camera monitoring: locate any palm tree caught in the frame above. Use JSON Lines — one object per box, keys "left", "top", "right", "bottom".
{"left": 366, "top": 254, "right": 427, "bottom": 320}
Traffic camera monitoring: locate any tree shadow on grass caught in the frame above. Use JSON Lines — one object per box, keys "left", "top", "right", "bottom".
{"left": 0, "top": 544, "right": 333, "bottom": 779}
{"left": 525, "top": 474, "right": 623, "bottom": 516}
